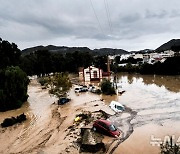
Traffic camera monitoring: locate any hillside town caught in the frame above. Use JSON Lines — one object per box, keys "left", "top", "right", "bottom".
{"left": 110, "top": 49, "right": 179, "bottom": 65}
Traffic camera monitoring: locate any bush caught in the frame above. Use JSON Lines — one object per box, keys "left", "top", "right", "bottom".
{"left": 100, "top": 79, "right": 116, "bottom": 95}
{"left": 1, "top": 113, "right": 27, "bottom": 127}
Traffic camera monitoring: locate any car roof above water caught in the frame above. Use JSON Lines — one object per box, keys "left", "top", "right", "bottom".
{"left": 110, "top": 101, "right": 124, "bottom": 107}
{"left": 96, "top": 119, "right": 111, "bottom": 126}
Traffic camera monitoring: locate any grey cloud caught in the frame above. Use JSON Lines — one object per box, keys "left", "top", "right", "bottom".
{"left": 145, "top": 10, "right": 168, "bottom": 19}
{"left": 121, "top": 13, "right": 142, "bottom": 24}
{"left": 0, "top": 0, "right": 180, "bottom": 50}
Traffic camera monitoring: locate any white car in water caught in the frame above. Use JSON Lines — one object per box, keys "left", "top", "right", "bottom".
{"left": 74, "top": 87, "right": 82, "bottom": 93}
{"left": 109, "top": 101, "right": 125, "bottom": 113}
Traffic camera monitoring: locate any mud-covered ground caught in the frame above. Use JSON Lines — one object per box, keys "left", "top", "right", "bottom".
{"left": 0, "top": 79, "right": 116, "bottom": 154}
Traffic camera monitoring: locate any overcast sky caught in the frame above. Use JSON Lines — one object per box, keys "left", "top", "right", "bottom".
{"left": 0, "top": 0, "right": 180, "bottom": 51}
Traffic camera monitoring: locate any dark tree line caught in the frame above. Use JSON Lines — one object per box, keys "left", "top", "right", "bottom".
{"left": 119, "top": 57, "right": 143, "bottom": 64}
{"left": 20, "top": 50, "right": 107, "bottom": 76}
{"left": 114, "top": 56, "right": 180, "bottom": 75}
{"left": 0, "top": 38, "right": 21, "bottom": 68}
{"left": 139, "top": 56, "right": 180, "bottom": 75}
{"left": 0, "top": 38, "right": 29, "bottom": 111}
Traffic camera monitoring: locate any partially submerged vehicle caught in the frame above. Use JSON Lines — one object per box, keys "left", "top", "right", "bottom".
{"left": 58, "top": 97, "right": 71, "bottom": 105}
{"left": 74, "top": 87, "right": 81, "bottom": 93}
{"left": 109, "top": 101, "right": 125, "bottom": 113}
{"left": 88, "top": 85, "right": 101, "bottom": 94}
{"left": 88, "top": 85, "right": 95, "bottom": 92}
{"left": 81, "top": 85, "right": 88, "bottom": 92}
{"left": 74, "top": 85, "right": 88, "bottom": 93}
{"left": 92, "top": 119, "right": 120, "bottom": 137}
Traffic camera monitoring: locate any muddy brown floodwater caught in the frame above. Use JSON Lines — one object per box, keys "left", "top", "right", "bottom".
{"left": 111, "top": 73, "right": 180, "bottom": 154}
{"left": 0, "top": 73, "right": 179, "bottom": 154}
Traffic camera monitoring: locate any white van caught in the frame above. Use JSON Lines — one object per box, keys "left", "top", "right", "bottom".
{"left": 109, "top": 101, "right": 125, "bottom": 113}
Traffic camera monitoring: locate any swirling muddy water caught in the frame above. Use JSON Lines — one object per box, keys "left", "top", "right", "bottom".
{"left": 0, "top": 80, "right": 58, "bottom": 153}
{"left": 108, "top": 74, "right": 180, "bottom": 154}
{"left": 0, "top": 74, "right": 179, "bottom": 154}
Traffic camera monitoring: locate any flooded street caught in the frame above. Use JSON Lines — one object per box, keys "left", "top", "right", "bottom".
{"left": 0, "top": 74, "right": 179, "bottom": 153}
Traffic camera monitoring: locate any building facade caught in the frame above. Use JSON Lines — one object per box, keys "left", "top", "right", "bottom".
{"left": 79, "top": 66, "right": 103, "bottom": 82}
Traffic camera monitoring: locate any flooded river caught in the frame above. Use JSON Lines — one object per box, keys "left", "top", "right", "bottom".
{"left": 110, "top": 73, "right": 180, "bottom": 154}
{"left": 0, "top": 74, "right": 179, "bottom": 154}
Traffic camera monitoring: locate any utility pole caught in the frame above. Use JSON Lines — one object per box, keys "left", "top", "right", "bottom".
{"left": 107, "top": 56, "right": 111, "bottom": 80}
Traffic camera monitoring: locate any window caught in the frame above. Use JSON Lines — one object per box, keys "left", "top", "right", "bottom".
{"left": 109, "top": 125, "right": 117, "bottom": 131}
{"left": 93, "top": 71, "right": 97, "bottom": 78}
{"left": 116, "top": 105, "right": 124, "bottom": 110}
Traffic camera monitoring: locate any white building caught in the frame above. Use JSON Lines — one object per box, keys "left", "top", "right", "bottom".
{"left": 160, "top": 50, "right": 175, "bottom": 58}
{"left": 133, "top": 54, "right": 143, "bottom": 59}
{"left": 120, "top": 54, "right": 132, "bottom": 61}
{"left": 79, "top": 66, "right": 103, "bottom": 82}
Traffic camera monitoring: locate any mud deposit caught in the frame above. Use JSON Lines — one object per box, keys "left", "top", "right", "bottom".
{"left": 0, "top": 79, "right": 114, "bottom": 154}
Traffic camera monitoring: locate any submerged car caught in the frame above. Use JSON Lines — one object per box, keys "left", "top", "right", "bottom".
{"left": 93, "top": 119, "right": 120, "bottom": 137}
{"left": 81, "top": 85, "right": 88, "bottom": 92}
{"left": 88, "top": 85, "right": 95, "bottom": 92}
{"left": 109, "top": 101, "right": 125, "bottom": 113}
{"left": 58, "top": 97, "right": 71, "bottom": 105}
{"left": 74, "top": 86, "right": 88, "bottom": 93}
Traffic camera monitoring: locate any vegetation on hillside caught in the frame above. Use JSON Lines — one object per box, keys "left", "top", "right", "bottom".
{"left": 20, "top": 50, "right": 95, "bottom": 76}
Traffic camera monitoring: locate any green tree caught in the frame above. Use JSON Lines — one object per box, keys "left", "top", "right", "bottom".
{"left": 100, "top": 79, "right": 116, "bottom": 95}
{"left": 39, "top": 73, "right": 72, "bottom": 97}
{"left": 34, "top": 50, "right": 52, "bottom": 76}
{"left": 0, "top": 39, "right": 21, "bottom": 69}
{"left": 0, "top": 38, "right": 29, "bottom": 111}
{"left": 94, "top": 55, "right": 108, "bottom": 72}
{"left": 0, "top": 66, "right": 29, "bottom": 111}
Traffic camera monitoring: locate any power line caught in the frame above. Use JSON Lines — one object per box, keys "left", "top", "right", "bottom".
{"left": 89, "top": 0, "right": 104, "bottom": 34}
{"left": 104, "top": 0, "right": 113, "bottom": 34}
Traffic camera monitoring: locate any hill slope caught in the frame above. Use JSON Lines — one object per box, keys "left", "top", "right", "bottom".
{"left": 156, "top": 39, "right": 180, "bottom": 52}
{"left": 22, "top": 45, "right": 129, "bottom": 56}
